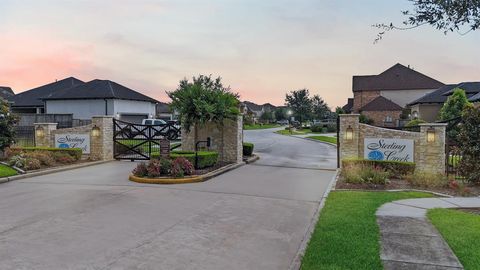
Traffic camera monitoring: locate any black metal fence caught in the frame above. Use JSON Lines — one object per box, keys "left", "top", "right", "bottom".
{"left": 13, "top": 126, "right": 35, "bottom": 147}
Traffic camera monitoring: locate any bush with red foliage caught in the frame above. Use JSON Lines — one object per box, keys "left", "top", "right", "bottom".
{"left": 171, "top": 157, "right": 194, "bottom": 177}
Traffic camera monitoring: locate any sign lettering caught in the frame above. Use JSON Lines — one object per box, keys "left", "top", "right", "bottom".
{"left": 55, "top": 134, "right": 90, "bottom": 154}
{"left": 364, "top": 138, "right": 414, "bottom": 162}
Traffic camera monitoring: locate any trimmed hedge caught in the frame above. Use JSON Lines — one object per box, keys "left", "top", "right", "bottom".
{"left": 11, "top": 147, "right": 83, "bottom": 160}
{"left": 152, "top": 151, "right": 218, "bottom": 169}
{"left": 243, "top": 142, "right": 254, "bottom": 156}
{"left": 342, "top": 158, "right": 415, "bottom": 176}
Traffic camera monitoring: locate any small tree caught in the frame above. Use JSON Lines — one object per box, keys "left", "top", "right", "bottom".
{"left": 167, "top": 75, "right": 240, "bottom": 142}
{"left": 458, "top": 104, "right": 480, "bottom": 183}
{"left": 285, "top": 89, "right": 312, "bottom": 124}
{"left": 0, "top": 99, "right": 17, "bottom": 153}
{"left": 439, "top": 88, "right": 470, "bottom": 121}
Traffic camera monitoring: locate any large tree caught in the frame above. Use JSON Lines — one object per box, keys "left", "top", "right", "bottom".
{"left": 285, "top": 89, "right": 312, "bottom": 123}
{"left": 167, "top": 75, "right": 240, "bottom": 136}
{"left": 0, "top": 99, "right": 17, "bottom": 152}
{"left": 375, "top": 0, "right": 480, "bottom": 42}
{"left": 311, "top": 95, "right": 331, "bottom": 120}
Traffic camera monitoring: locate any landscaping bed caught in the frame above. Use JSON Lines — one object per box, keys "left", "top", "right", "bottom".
{"left": 301, "top": 191, "right": 434, "bottom": 270}
{"left": 337, "top": 158, "right": 480, "bottom": 196}
{"left": 1, "top": 147, "right": 86, "bottom": 173}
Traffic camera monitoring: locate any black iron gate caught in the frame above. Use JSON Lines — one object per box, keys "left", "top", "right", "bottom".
{"left": 113, "top": 119, "right": 180, "bottom": 160}
{"left": 442, "top": 117, "right": 463, "bottom": 178}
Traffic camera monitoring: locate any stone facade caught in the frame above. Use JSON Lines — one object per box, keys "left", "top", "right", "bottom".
{"left": 34, "top": 116, "right": 114, "bottom": 160}
{"left": 181, "top": 116, "right": 243, "bottom": 164}
{"left": 353, "top": 91, "right": 380, "bottom": 112}
{"left": 339, "top": 114, "right": 447, "bottom": 174}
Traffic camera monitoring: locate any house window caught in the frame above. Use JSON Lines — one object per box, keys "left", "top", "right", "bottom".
{"left": 385, "top": 115, "right": 393, "bottom": 123}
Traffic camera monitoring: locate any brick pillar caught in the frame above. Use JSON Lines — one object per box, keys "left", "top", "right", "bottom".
{"left": 33, "top": 123, "right": 57, "bottom": 147}
{"left": 416, "top": 123, "right": 447, "bottom": 174}
{"left": 339, "top": 114, "right": 360, "bottom": 164}
{"left": 91, "top": 116, "right": 114, "bottom": 160}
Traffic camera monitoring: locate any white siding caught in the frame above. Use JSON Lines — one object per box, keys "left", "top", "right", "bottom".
{"left": 46, "top": 99, "right": 106, "bottom": 120}
{"left": 380, "top": 89, "right": 437, "bottom": 108}
{"left": 113, "top": 99, "right": 156, "bottom": 117}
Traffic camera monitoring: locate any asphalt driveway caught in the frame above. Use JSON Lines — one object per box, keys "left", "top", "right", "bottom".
{"left": 0, "top": 128, "right": 336, "bottom": 270}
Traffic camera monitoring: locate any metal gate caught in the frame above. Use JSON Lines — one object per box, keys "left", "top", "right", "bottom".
{"left": 113, "top": 118, "right": 180, "bottom": 160}
{"left": 442, "top": 117, "right": 463, "bottom": 178}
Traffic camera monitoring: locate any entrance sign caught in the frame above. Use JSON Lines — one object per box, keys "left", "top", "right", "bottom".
{"left": 364, "top": 138, "right": 414, "bottom": 162}
{"left": 55, "top": 134, "right": 90, "bottom": 154}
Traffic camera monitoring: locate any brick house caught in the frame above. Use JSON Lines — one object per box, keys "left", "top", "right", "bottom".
{"left": 346, "top": 63, "right": 444, "bottom": 127}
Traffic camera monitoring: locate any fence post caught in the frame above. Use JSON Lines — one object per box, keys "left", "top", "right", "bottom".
{"left": 417, "top": 123, "right": 447, "bottom": 174}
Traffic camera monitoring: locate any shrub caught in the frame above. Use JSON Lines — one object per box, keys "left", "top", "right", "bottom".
{"left": 171, "top": 157, "right": 194, "bottom": 177}
{"left": 359, "top": 114, "right": 373, "bottom": 125}
{"left": 25, "top": 151, "right": 55, "bottom": 166}
{"left": 4, "top": 147, "right": 22, "bottom": 159}
{"left": 152, "top": 151, "right": 218, "bottom": 169}
{"left": 11, "top": 147, "right": 82, "bottom": 160}
{"left": 458, "top": 105, "right": 480, "bottom": 183}
{"left": 146, "top": 159, "right": 161, "bottom": 178}
{"left": 342, "top": 162, "right": 389, "bottom": 184}
{"left": 159, "top": 158, "right": 172, "bottom": 175}
{"left": 405, "top": 171, "right": 448, "bottom": 188}
{"left": 326, "top": 123, "right": 337, "bottom": 133}
{"left": 56, "top": 155, "right": 76, "bottom": 164}
{"left": 342, "top": 159, "right": 415, "bottom": 177}
{"left": 243, "top": 142, "right": 254, "bottom": 156}
{"left": 405, "top": 118, "right": 426, "bottom": 127}
{"left": 25, "top": 158, "right": 41, "bottom": 170}
{"left": 310, "top": 125, "right": 324, "bottom": 133}
{"left": 8, "top": 155, "right": 26, "bottom": 169}
{"left": 133, "top": 162, "right": 148, "bottom": 177}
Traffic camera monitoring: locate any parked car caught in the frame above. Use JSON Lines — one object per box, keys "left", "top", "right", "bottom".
{"left": 276, "top": 119, "right": 289, "bottom": 125}
{"left": 141, "top": 118, "right": 180, "bottom": 140}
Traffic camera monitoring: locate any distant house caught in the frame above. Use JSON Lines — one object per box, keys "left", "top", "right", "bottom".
{"left": 156, "top": 102, "right": 174, "bottom": 120}
{"left": 42, "top": 79, "right": 158, "bottom": 123}
{"left": 345, "top": 63, "right": 444, "bottom": 127}
{"left": 408, "top": 82, "right": 480, "bottom": 122}
{"left": 9, "top": 77, "right": 84, "bottom": 114}
{"left": 241, "top": 101, "right": 276, "bottom": 119}
{"left": 0, "top": 86, "right": 14, "bottom": 101}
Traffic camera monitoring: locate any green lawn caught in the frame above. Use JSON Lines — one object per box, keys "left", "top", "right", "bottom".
{"left": 306, "top": 135, "right": 337, "bottom": 144}
{"left": 301, "top": 191, "right": 434, "bottom": 270}
{"left": 0, "top": 164, "right": 18, "bottom": 178}
{"left": 428, "top": 208, "right": 480, "bottom": 270}
{"left": 275, "top": 129, "right": 306, "bottom": 135}
{"left": 243, "top": 124, "right": 281, "bottom": 130}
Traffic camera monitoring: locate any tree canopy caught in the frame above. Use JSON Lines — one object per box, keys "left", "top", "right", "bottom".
{"left": 439, "top": 88, "right": 470, "bottom": 121}
{"left": 0, "top": 99, "right": 17, "bottom": 151}
{"left": 375, "top": 0, "right": 480, "bottom": 42}
{"left": 285, "top": 89, "right": 313, "bottom": 123}
{"left": 167, "top": 75, "right": 240, "bottom": 132}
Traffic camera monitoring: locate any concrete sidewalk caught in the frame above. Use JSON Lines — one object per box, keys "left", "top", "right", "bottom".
{"left": 376, "top": 197, "right": 480, "bottom": 270}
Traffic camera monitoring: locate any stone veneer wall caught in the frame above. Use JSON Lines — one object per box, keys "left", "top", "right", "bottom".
{"left": 353, "top": 90, "right": 381, "bottom": 112}
{"left": 181, "top": 116, "right": 243, "bottom": 164}
{"left": 339, "top": 114, "right": 447, "bottom": 174}
{"left": 34, "top": 116, "right": 114, "bottom": 160}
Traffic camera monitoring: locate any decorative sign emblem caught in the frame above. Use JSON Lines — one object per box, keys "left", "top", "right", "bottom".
{"left": 364, "top": 138, "right": 414, "bottom": 162}
{"left": 55, "top": 134, "right": 90, "bottom": 154}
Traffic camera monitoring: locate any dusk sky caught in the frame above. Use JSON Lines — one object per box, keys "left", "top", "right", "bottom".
{"left": 1, "top": 0, "right": 479, "bottom": 108}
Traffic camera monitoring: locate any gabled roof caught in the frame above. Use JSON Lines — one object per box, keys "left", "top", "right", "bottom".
{"left": 342, "top": 98, "right": 354, "bottom": 113}
{"left": 10, "top": 77, "right": 84, "bottom": 107}
{"left": 360, "top": 96, "right": 403, "bottom": 111}
{"left": 353, "top": 63, "right": 444, "bottom": 92}
{"left": 0, "top": 86, "right": 14, "bottom": 100}
{"left": 408, "top": 84, "right": 457, "bottom": 106}
{"left": 408, "top": 82, "right": 480, "bottom": 106}
{"left": 43, "top": 79, "right": 159, "bottom": 103}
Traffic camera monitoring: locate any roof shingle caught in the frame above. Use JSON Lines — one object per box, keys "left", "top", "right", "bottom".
{"left": 360, "top": 96, "right": 403, "bottom": 111}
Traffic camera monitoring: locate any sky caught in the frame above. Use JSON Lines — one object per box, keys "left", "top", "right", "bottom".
{"left": 1, "top": 0, "right": 479, "bottom": 108}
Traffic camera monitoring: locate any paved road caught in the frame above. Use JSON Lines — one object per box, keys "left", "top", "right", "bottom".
{"left": 0, "top": 128, "right": 336, "bottom": 270}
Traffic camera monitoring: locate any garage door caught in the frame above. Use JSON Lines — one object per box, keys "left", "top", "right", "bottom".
{"left": 119, "top": 114, "right": 147, "bottom": 124}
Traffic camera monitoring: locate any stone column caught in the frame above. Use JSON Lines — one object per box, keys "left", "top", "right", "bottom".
{"left": 416, "top": 123, "right": 447, "bottom": 174}
{"left": 339, "top": 114, "right": 360, "bottom": 164}
{"left": 33, "top": 123, "right": 57, "bottom": 147}
{"left": 91, "top": 116, "right": 114, "bottom": 160}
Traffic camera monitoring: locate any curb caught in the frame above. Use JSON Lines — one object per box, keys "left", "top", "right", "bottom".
{"left": 0, "top": 160, "right": 112, "bottom": 184}
{"left": 129, "top": 161, "right": 246, "bottom": 185}
{"left": 334, "top": 188, "right": 453, "bottom": 198}
{"left": 277, "top": 132, "right": 338, "bottom": 148}
{"left": 244, "top": 154, "right": 260, "bottom": 164}
{"left": 288, "top": 168, "right": 340, "bottom": 270}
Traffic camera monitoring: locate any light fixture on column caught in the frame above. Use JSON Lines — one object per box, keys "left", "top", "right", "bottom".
{"left": 345, "top": 125, "right": 354, "bottom": 141}
{"left": 91, "top": 125, "right": 101, "bottom": 137}
{"left": 35, "top": 126, "right": 45, "bottom": 138}
{"left": 427, "top": 127, "right": 435, "bottom": 143}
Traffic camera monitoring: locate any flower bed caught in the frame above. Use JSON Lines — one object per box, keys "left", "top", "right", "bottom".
{"left": 337, "top": 158, "right": 480, "bottom": 196}
{"left": 2, "top": 147, "right": 83, "bottom": 171}
{"left": 151, "top": 151, "right": 218, "bottom": 169}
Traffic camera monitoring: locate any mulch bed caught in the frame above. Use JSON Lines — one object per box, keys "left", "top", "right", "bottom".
{"left": 336, "top": 178, "right": 480, "bottom": 197}
{"left": 194, "top": 162, "right": 232, "bottom": 175}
